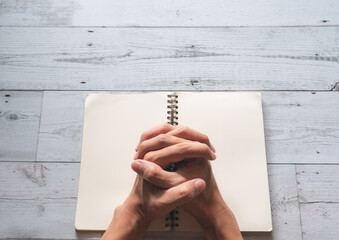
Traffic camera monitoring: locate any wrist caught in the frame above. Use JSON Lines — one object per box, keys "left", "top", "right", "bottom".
{"left": 195, "top": 189, "right": 243, "bottom": 240}
{"left": 202, "top": 207, "right": 243, "bottom": 240}
{"left": 196, "top": 189, "right": 229, "bottom": 228}
{"left": 101, "top": 205, "right": 148, "bottom": 240}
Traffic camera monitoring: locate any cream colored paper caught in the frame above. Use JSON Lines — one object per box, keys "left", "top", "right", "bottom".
{"left": 75, "top": 93, "right": 168, "bottom": 231}
{"left": 75, "top": 92, "right": 272, "bottom": 232}
{"left": 177, "top": 92, "right": 272, "bottom": 231}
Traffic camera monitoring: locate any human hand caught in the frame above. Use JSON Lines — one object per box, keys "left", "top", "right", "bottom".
{"left": 133, "top": 123, "right": 219, "bottom": 220}
{"left": 102, "top": 123, "right": 242, "bottom": 240}
{"left": 133, "top": 123, "right": 243, "bottom": 240}
{"left": 101, "top": 144, "right": 206, "bottom": 240}
{"left": 121, "top": 173, "right": 206, "bottom": 227}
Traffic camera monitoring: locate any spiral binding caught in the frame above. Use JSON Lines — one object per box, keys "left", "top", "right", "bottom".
{"left": 165, "top": 208, "right": 179, "bottom": 230}
{"left": 165, "top": 93, "right": 179, "bottom": 230}
{"left": 167, "top": 93, "right": 178, "bottom": 126}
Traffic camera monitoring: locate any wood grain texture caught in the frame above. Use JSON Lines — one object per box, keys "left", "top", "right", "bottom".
{"left": 0, "top": 162, "right": 77, "bottom": 201}
{"left": 264, "top": 92, "right": 339, "bottom": 164}
{"left": 296, "top": 165, "right": 339, "bottom": 240}
{"left": 0, "top": 91, "right": 42, "bottom": 161}
{"left": 0, "top": 162, "right": 101, "bottom": 239}
{"left": 0, "top": 0, "right": 338, "bottom": 27}
{"left": 0, "top": 1, "right": 337, "bottom": 239}
{"left": 296, "top": 165, "right": 339, "bottom": 203}
{"left": 300, "top": 203, "right": 339, "bottom": 240}
{"left": 250, "top": 165, "right": 302, "bottom": 240}
{"left": 0, "top": 162, "right": 301, "bottom": 239}
{"left": 0, "top": 27, "right": 338, "bottom": 91}
{"left": 36, "top": 91, "right": 339, "bottom": 164}
{"left": 37, "top": 91, "right": 90, "bottom": 162}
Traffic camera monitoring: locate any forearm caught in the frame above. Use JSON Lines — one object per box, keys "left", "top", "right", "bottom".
{"left": 101, "top": 205, "right": 148, "bottom": 240}
{"left": 201, "top": 208, "right": 243, "bottom": 240}
{"left": 195, "top": 191, "right": 243, "bottom": 240}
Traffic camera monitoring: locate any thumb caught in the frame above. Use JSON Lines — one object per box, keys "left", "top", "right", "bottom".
{"left": 154, "top": 178, "right": 206, "bottom": 212}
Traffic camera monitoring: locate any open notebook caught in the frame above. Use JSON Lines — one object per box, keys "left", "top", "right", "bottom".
{"left": 75, "top": 92, "right": 272, "bottom": 232}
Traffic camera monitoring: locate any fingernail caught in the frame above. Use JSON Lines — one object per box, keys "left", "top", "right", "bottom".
{"left": 194, "top": 179, "right": 206, "bottom": 194}
{"left": 211, "top": 151, "right": 217, "bottom": 160}
{"left": 132, "top": 161, "right": 144, "bottom": 174}
{"left": 135, "top": 144, "right": 139, "bottom": 152}
{"left": 133, "top": 152, "right": 138, "bottom": 160}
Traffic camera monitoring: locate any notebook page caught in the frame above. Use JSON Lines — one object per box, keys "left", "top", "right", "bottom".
{"left": 178, "top": 92, "right": 272, "bottom": 232}
{"left": 75, "top": 93, "right": 169, "bottom": 231}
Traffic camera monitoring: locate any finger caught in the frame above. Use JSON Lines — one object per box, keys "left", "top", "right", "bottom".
{"left": 135, "top": 123, "right": 175, "bottom": 151}
{"left": 134, "top": 134, "right": 186, "bottom": 160}
{"left": 131, "top": 160, "right": 186, "bottom": 188}
{"left": 144, "top": 142, "right": 217, "bottom": 167}
{"left": 154, "top": 179, "right": 206, "bottom": 212}
{"left": 167, "top": 125, "right": 216, "bottom": 152}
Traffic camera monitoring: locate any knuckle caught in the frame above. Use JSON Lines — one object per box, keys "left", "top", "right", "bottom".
{"left": 144, "top": 152, "right": 154, "bottom": 161}
{"left": 177, "top": 142, "right": 192, "bottom": 152}
{"left": 138, "top": 142, "right": 146, "bottom": 153}
{"left": 140, "top": 132, "right": 147, "bottom": 141}
{"left": 161, "top": 122, "right": 172, "bottom": 131}
{"left": 157, "top": 134, "right": 168, "bottom": 144}
{"left": 144, "top": 152, "right": 158, "bottom": 163}
{"left": 200, "top": 143, "right": 210, "bottom": 152}
{"left": 201, "top": 134, "right": 209, "bottom": 143}
{"left": 177, "top": 125, "right": 188, "bottom": 134}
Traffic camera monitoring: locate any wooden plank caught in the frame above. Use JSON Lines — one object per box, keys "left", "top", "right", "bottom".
{"left": 242, "top": 165, "right": 302, "bottom": 240}
{"left": 0, "top": 0, "right": 338, "bottom": 26}
{"left": 296, "top": 165, "right": 339, "bottom": 203}
{"left": 37, "top": 91, "right": 339, "bottom": 164}
{"left": 296, "top": 165, "right": 339, "bottom": 240}
{"left": 0, "top": 162, "right": 301, "bottom": 239}
{"left": 0, "top": 27, "right": 338, "bottom": 91}
{"left": 0, "top": 201, "right": 103, "bottom": 239}
{"left": 264, "top": 92, "right": 339, "bottom": 164}
{"left": 0, "top": 162, "right": 102, "bottom": 239}
{"left": 37, "top": 91, "right": 90, "bottom": 162}
{"left": 299, "top": 203, "right": 339, "bottom": 240}
{"left": 0, "top": 91, "right": 42, "bottom": 161}
{"left": 0, "top": 162, "right": 77, "bottom": 201}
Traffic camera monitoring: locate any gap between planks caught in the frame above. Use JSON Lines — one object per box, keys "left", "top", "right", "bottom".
{"left": 1, "top": 90, "right": 338, "bottom": 92}
{"left": 1, "top": 25, "right": 339, "bottom": 28}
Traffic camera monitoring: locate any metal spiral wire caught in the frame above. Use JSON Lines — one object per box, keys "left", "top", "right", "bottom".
{"left": 167, "top": 93, "right": 178, "bottom": 126}
{"left": 165, "top": 93, "right": 179, "bottom": 230}
{"left": 165, "top": 208, "right": 179, "bottom": 230}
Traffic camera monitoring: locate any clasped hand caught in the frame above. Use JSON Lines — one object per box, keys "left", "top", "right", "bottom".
{"left": 102, "top": 124, "right": 242, "bottom": 240}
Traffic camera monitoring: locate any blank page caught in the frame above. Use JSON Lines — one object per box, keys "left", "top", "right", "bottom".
{"left": 75, "top": 93, "right": 169, "bottom": 231}
{"left": 178, "top": 92, "right": 272, "bottom": 231}
{"left": 75, "top": 92, "right": 272, "bottom": 232}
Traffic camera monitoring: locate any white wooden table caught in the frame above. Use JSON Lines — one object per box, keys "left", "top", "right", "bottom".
{"left": 0, "top": 1, "right": 338, "bottom": 239}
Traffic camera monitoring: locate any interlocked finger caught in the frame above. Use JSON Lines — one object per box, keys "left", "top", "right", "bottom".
{"left": 134, "top": 134, "right": 187, "bottom": 160}
{"left": 135, "top": 123, "right": 175, "bottom": 151}
{"left": 153, "top": 178, "right": 206, "bottom": 213}
{"left": 143, "top": 142, "right": 216, "bottom": 167}
{"left": 131, "top": 160, "right": 186, "bottom": 188}
{"left": 166, "top": 125, "right": 216, "bottom": 153}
